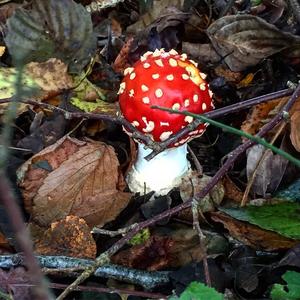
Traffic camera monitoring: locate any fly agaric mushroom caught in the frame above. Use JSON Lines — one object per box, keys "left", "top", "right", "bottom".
{"left": 118, "top": 48, "right": 214, "bottom": 194}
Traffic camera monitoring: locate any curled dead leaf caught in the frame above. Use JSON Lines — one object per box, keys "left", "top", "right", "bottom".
{"left": 17, "top": 136, "right": 132, "bottom": 227}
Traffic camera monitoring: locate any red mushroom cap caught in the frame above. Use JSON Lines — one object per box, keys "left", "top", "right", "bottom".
{"left": 118, "top": 49, "right": 214, "bottom": 147}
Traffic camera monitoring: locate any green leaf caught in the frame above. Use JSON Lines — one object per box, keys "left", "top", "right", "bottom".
{"left": 220, "top": 202, "right": 300, "bottom": 239}
{"left": 169, "top": 282, "right": 224, "bottom": 300}
{"left": 271, "top": 271, "right": 300, "bottom": 300}
{"left": 5, "top": 0, "right": 96, "bottom": 73}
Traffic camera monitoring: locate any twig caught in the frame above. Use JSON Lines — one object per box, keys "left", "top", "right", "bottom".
{"left": 151, "top": 106, "right": 300, "bottom": 167}
{"left": 0, "top": 255, "right": 170, "bottom": 290}
{"left": 12, "top": 282, "right": 167, "bottom": 299}
{"left": 92, "top": 223, "right": 138, "bottom": 236}
{"left": 144, "top": 88, "right": 293, "bottom": 160}
{"left": 0, "top": 88, "right": 293, "bottom": 158}
{"left": 191, "top": 199, "right": 211, "bottom": 286}
{"left": 187, "top": 144, "right": 203, "bottom": 175}
{"left": 56, "top": 84, "right": 300, "bottom": 300}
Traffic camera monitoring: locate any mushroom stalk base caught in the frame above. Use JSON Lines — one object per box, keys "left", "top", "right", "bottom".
{"left": 126, "top": 143, "right": 192, "bottom": 195}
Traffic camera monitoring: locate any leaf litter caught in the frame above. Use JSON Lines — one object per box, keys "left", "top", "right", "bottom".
{"left": 0, "top": 0, "right": 300, "bottom": 299}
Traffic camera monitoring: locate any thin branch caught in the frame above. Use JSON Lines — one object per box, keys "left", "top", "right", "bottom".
{"left": 144, "top": 88, "right": 293, "bottom": 160}
{"left": 56, "top": 84, "right": 300, "bottom": 300}
{"left": 0, "top": 254, "right": 169, "bottom": 290}
{"left": 49, "top": 282, "right": 167, "bottom": 299}
{"left": 192, "top": 199, "right": 211, "bottom": 286}
{"left": 0, "top": 88, "right": 293, "bottom": 158}
{"left": 151, "top": 107, "right": 300, "bottom": 167}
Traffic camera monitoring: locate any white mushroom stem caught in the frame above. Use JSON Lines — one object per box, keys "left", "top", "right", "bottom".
{"left": 126, "top": 143, "right": 192, "bottom": 195}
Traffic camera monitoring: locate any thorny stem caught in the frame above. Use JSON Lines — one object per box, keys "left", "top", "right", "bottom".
{"left": 57, "top": 85, "right": 300, "bottom": 300}
{"left": 0, "top": 65, "right": 52, "bottom": 299}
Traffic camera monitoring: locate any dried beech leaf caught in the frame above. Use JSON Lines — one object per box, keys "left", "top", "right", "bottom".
{"left": 211, "top": 212, "right": 298, "bottom": 251}
{"left": 241, "top": 96, "right": 288, "bottom": 140}
{"left": 34, "top": 215, "right": 96, "bottom": 259}
{"left": 207, "top": 15, "right": 300, "bottom": 71}
{"left": 17, "top": 136, "right": 131, "bottom": 227}
{"left": 5, "top": 0, "right": 96, "bottom": 73}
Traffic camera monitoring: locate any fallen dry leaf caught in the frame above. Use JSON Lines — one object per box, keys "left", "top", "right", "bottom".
{"left": 290, "top": 100, "right": 300, "bottom": 152}
{"left": 207, "top": 14, "right": 300, "bottom": 71}
{"left": 112, "top": 236, "right": 173, "bottom": 271}
{"left": 113, "top": 37, "right": 134, "bottom": 74}
{"left": 34, "top": 215, "right": 96, "bottom": 259}
{"left": 17, "top": 136, "right": 132, "bottom": 227}
{"left": 246, "top": 145, "right": 288, "bottom": 196}
{"left": 180, "top": 173, "right": 225, "bottom": 212}
{"left": 182, "top": 43, "right": 221, "bottom": 66}
{"left": 0, "top": 231, "right": 12, "bottom": 253}
{"left": 211, "top": 212, "right": 298, "bottom": 251}
{"left": 222, "top": 176, "right": 244, "bottom": 203}
{"left": 0, "top": 267, "right": 33, "bottom": 300}
{"left": 25, "top": 58, "right": 74, "bottom": 95}
{"left": 241, "top": 96, "right": 288, "bottom": 139}
{"left": 0, "top": 58, "right": 74, "bottom": 116}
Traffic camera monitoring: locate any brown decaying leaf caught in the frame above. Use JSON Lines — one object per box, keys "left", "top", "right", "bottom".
{"left": 112, "top": 236, "right": 173, "bottom": 271}
{"left": 211, "top": 212, "right": 298, "bottom": 251}
{"left": 0, "top": 2, "right": 20, "bottom": 24}
{"left": 246, "top": 145, "right": 288, "bottom": 196}
{"left": 207, "top": 14, "right": 300, "bottom": 72}
{"left": 34, "top": 215, "right": 96, "bottom": 259}
{"left": 180, "top": 173, "right": 225, "bottom": 212}
{"left": 25, "top": 58, "right": 74, "bottom": 95}
{"left": 241, "top": 96, "right": 289, "bottom": 139}
{"left": 290, "top": 100, "right": 300, "bottom": 152}
{"left": 222, "top": 176, "right": 244, "bottom": 203}
{"left": 0, "top": 231, "right": 12, "bottom": 253}
{"left": 113, "top": 37, "right": 134, "bottom": 74}
{"left": 0, "top": 267, "right": 33, "bottom": 300}
{"left": 17, "top": 136, "right": 132, "bottom": 227}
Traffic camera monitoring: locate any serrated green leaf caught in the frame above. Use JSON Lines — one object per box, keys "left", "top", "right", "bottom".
{"left": 169, "top": 282, "right": 224, "bottom": 300}
{"left": 271, "top": 271, "right": 300, "bottom": 300}
{"left": 220, "top": 202, "right": 300, "bottom": 239}
{"left": 5, "top": 0, "right": 96, "bottom": 73}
